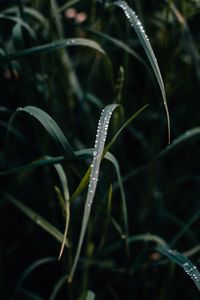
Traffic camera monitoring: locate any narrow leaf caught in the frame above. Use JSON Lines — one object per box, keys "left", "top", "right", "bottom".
{"left": 54, "top": 164, "right": 70, "bottom": 259}
{"left": 74, "top": 148, "right": 129, "bottom": 251}
{"left": 0, "top": 156, "right": 64, "bottom": 176}
{"left": 1, "top": 38, "right": 106, "bottom": 62}
{"left": 7, "top": 195, "right": 68, "bottom": 247}
{"left": 49, "top": 275, "right": 68, "bottom": 300}
{"left": 68, "top": 104, "right": 118, "bottom": 282}
{"left": 113, "top": 1, "right": 170, "bottom": 143}
{"left": 71, "top": 105, "right": 148, "bottom": 201}
{"left": 104, "top": 152, "right": 129, "bottom": 246}
{"left": 156, "top": 127, "right": 200, "bottom": 159}
{"left": 157, "top": 245, "right": 200, "bottom": 291}
{"left": 0, "top": 13, "right": 36, "bottom": 39}
{"left": 89, "top": 29, "right": 150, "bottom": 72}
{"left": 104, "top": 104, "right": 148, "bottom": 153}
{"left": 15, "top": 106, "right": 74, "bottom": 158}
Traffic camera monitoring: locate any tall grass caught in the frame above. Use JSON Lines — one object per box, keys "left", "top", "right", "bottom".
{"left": 0, "top": 0, "right": 200, "bottom": 299}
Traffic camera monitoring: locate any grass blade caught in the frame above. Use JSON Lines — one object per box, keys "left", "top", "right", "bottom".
{"left": 68, "top": 104, "right": 118, "bottom": 282}
{"left": 74, "top": 148, "right": 129, "bottom": 254}
{"left": 0, "top": 13, "right": 36, "bottom": 39}
{"left": 113, "top": 1, "right": 170, "bottom": 143}
{"left": 104, "top": 104, "right": 148, "bottom": 153}
{"left": 49, "top": 275, "right": 68, "bottom": 300}
{"left": 2, "top": 6, "right": 48, "bottom": 27}
{"left": 7, "top": 195, "right": 68, "bottom": 247}
{"left": 1, "top": 38, "right": 106, "bottom": 62}
{"left": 104, "top": 151, "right": 129, "bottom": 255}
{"left": 14, "top": 106, "right": 74, "bottom": 158}
{"left": 88, "top": 29, "right": 151, "bottom": 72}
{"left": 156, "top": 127, "right": 200, "bottom": 158}
{"left": 54, "top": 164, "right": 70, "bottom": 259}
{"left": 157, "top": 245, "right": 200, "bottom": 291}
{"left": 0, "top": 156, "right": 64, "bottom": 176}
{"left": 71, "top": 105, "right": 148, "bottom": 202}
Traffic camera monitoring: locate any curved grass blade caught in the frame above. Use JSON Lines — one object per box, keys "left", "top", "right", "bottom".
{"left": 0, "top": 13, "right": 36, "bottom": 39}
{"left": 103, "top": 232, "right": 166, "bottom": 256}
{"left": 122, "top": 127, "right": 200, "bottom": 184}
{"left": 49, "top": 275, "right": 68, "bottom": 300}
{"left": 71, "top": 105, "right": 148, "bottom": 201}
{"left": 2, "top": 6, "right": 48, "bottom": 27}
{"left": 12, "top": 22, "right": 24, "bottom": 49}
{"left": 157, "top": 245, "right": 200, "bottom": 291}
{"left": 7, "top": 195, "right": 68, "bottom": 247}
{"left": 170, "top": 210, "right": 200, "bottom": 248}
{"left": 104, "top": 152, "right": 129, "bottom": 253}
{"left": 68, "top": 104, "right": 118, "bottom": 282}
{"left": 113, "top": 1, "right": 170, "bottom": 143}
{"left": 1, "top": 38, "right": 106, "bottom": 63}
{"left": 104, "top": 104, "right": 148, "bottom": 153}
{"left": 54, "top": 164, "right": 70, "bottom": 259}
{"left": 88, "top": 29, "right": 151, "bottom": 72}
{"left": 74, "top": 148, "right": 129, "bottom": 254}
{"left": 156, "top": 127, "right": 200, "bottom": 159}
{"left": 0, "top": 156, "right": 64, "bottom": 176}
{"left": 14, "top": 106, "right": 74, "bottom": 158}
{"left": 12, "top": 257, "right": 56, "bottom": 300}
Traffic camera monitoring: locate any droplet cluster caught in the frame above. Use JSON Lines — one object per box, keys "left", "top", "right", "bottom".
{"left": 183, "top": 262, "right": 200, "bottom": 290}
{"left": 114, "top": 1, "right": 149, "bottom": 42}
{"left": 87, "top": 104, "right": 117, "bottom": 208}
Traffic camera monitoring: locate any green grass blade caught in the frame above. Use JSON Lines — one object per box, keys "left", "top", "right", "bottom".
{"left": 54, "top": 164, "right": 70, "bottom": 259}
{"left": 7, "top": 195, "right": 68, "bottom": 247}
{"left": 170, "top": 211, "right": 200, "bottom": 248}
{"left": 49, "top": 275, "right": 68, "bottom": 300}
{"left": 113, "top": 1, "right": 170, "bottom": 143}
{"left": 104, "top": 152, "right": 129, "bottom": 253}
{"left": 122, "top": 127, "right": 200, "bottom": 184}
{"left": 68, "top": 104, "right": 118, "bottom": 282}
{"left": 0, "top": 156, "right": 64, "bottom": 176}
{"left": 103, "top": 232, "right": 166, "bottom": 256}
{"left": 104, "top": 104, "right": 148, "bottom": 153}
{"left": 157, "top": 245, "right": 200, "bottom": 291}
{"left": 1, "top": 38, "right": 106, "bottom": 62}
{"left": 0, "top": 13, "right": 36, "bottom": 40}
{"left": 88, "top": 29, "right": 150, "bottom": 72}
{"left": 2, "top": 6, "right": 48, "bottom": 27}
{"left": 71, "top": 105, "right": 148, "bottom": 202}
{"left": 74, "top": 149, "right": 129, "bottom": 252}
{"left": 156, "top": 127, "right": 200, "bottom": 159}
{"left": 15, "top": 106, "right": 74, "bottom": 158}
{"left": 12, "top": 22, "right": 24, "bottom": 49}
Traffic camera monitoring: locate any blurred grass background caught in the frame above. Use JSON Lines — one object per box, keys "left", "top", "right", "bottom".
{"left": 0, "top": 0, "right": 200, "bottom": 299}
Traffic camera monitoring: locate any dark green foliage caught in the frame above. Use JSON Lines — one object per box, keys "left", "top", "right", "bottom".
{"left": 0, "top": 0, "right": 200, "bottom": 299}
